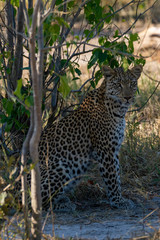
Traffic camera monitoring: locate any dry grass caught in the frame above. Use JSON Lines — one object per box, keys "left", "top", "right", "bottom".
{"left": 115, "top": 67, "right": 160, "bottom": 210}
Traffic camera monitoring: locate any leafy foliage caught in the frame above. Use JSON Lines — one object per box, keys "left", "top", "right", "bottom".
{"left": 0, "top": 80, "right": 32, "bottom": 133}
{"left": 0, "top": 0, "right": 146, "bottom": 151}
{"left": 58, "top": 75, "right": 71, "bottom": 98}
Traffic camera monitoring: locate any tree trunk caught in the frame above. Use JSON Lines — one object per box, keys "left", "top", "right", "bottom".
{"left": 20, "top": 112, "right": 34, "bottom": 239}
{"left": 28, "top": 0, "right": 43, "bottom": 238}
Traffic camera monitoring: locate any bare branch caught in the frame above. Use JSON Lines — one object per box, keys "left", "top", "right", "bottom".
{"left": 143, "top": 70, "right": 160, "bottom": 83}
{"left": 71, "top": 77, "right": 93, "bottom": 93}
{"left": 21, "top": 0, "right": 30, "bottom": 31}
{"left": 9, "top": 26, "right": 28, "bottom": 40}
{"left": 61, "top": 0, "right": 90, "bottom": 43}
{"left": 112, "top": 0, "right": 159, "bottom": 44}
{"left": 21, "top": 111, "right": 34, "bottom": 239}
{"left": 41, "top": 0, "right": 56, "bottom": 22}
{"left": 129, "top": 80, "right": 160, "bottom": 113}
{"left": 42, "top": 0, "right": 80, "bottom": 22}
{"left": 11, "top": 1, "right": 24, "bottom": 89}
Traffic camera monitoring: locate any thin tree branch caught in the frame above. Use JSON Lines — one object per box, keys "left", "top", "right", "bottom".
{"left": 61, "top": 0, "right": 90, "bottom": 43}
{"left": 21, "top": 111, "right": 34, "bottom": 239}
{"left": 11, "top": 1, "right": 24, "bottom": 89}
{"left": 9, "top": 26, "right": 28, "bottom": 40}
{"left": 129, "top": 81, "right": 160, "bottom": 113}
{"left": 41, "top": 0, "right": 56, "bottom": 22}
{"left": 112, "top": 0, "right": 159, "bottom": 44}
{"left": 21, "top": 0, "right": 30, "bottom": 31}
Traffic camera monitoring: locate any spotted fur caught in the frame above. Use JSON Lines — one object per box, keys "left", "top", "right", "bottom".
{"left": 35, "top": 65, "right": 142, "bottom": 210}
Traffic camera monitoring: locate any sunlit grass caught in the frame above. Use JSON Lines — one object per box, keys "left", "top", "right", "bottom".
{"left": 120, "top": 71, "right": 160, "bottom": 189}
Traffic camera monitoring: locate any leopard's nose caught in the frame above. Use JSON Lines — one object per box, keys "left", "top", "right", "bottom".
{"left": 124, "top": 96, "right": 131, "bottom": 101}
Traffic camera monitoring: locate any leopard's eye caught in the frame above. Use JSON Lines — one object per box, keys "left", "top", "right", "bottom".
{"left": 130, "top": 81, "right": 137, "bottom": 88}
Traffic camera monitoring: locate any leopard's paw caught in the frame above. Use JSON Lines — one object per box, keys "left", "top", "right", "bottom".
{"left": 53, "top": 196, "right": 76, "bottom": 212}
{"left": 110, "top": 198, "right": 135, "bottom": 210}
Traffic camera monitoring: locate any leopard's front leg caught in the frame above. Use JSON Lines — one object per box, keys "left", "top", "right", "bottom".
{"left": 97, "top": 149, "right": 123, "bottom": 207}
{"left": 96, "top": 149, "right": 134, "bottom": 209}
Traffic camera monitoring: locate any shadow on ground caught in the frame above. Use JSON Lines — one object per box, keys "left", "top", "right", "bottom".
{"left": 43, "top": 193, "right": 160, "bottom": 240}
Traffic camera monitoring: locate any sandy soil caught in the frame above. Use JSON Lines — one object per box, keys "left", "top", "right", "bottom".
{"left": 42, "top": 193, "right": 160, "bottom": 240}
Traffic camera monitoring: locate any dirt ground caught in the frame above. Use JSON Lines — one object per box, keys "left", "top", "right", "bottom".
{"left": 43, "top": 192, "right": 160, "bottom": 240}
{"left": 2, "top": 185, "right": 160, "bottom": 240}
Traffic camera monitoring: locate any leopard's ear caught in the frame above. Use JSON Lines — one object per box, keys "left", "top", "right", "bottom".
{"left": 130, "top": 65, "right": 143, "bottom": 79}
{"left": 101, "top": 65, "right": 115, "bottom": 79}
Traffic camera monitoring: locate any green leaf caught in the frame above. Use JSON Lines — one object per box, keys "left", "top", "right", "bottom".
{"left": 98, "top": 51, "right": 108, "bottom": 64}
{"left": 75, "top": 68, "right": 81, "bottom": 76}
{"left": 10, "top": 0, "right": 19, "bottom": 7}
{"left": 115, "top": 41, "right": 127, "bottom": 52}
{"left": 60, "top": 59, "right": 67, "bottom": 66}
{"left": 56, "top": 17, "right": 70, "bottom": 28}
{"left": 95, "top": 0, "right": 100, "bottom": 4}
{"left": 105, "top": 12, "right": 112, "bottom": 24}
{"left": 83, "top": 29, "right": 93, "bottom": 40}
{"left": 84, "top": 29, "right": 90, "bottom": 37}
{"left": 72, "top": 77, "right": 80, "bottom": 81}
{"left": 108, "top": 5, "right": 114, "bottom": 13}
{"left": 113, "top": 29, "right": 119, "bottom": 38}
{"left": 44, "top": 22, "right": 61, "bottom": 43}
{"left": 28, "top": 8, "right": 33, "bottom": 17}
{"left": 0, "top": 113, "right": 8, "bottom": 123}
{"left": 95, "top": 70, "right": 102, "bottom": 84}
{"left": 88, "top": 54, "right": 98, "bottom": 69}
{"left": 51, "top": 24, "right": 60, "bottom": 42}
{"left": 69, "top": 64, "right": 75, "bottom": 78}
{"left": 2, "top": 99, "right": 13, "bottom": 115}
{"left": 130, "top": 33, "right": 139, "bottom": 42}
{"left": 13, "top": 7, "right": 17, "bottom": 17}
{"left": 14, "top": 79, "right": 24, "bottom": 100}
{"left": 104, "top": 41, "right": 111, "bottom": 48}
{"left": 122, "top": 58, "right": 129, "bottom": 71}
{"left": 30, "top": 163, "right": 36, "bottom": 170}
{"left": 99, "top": 36, "right": 105, "bottom": 46}
{"left": 135, "top": 58, "right": 146, "bottom": 66}
{"left": 90, "top": 80, "right": 95, "bottom": 88}
{"left": 53, "top": 24, "right": 60, "bottom": 34}
{"left": 88, "top": 48, "right": 102, "bottom": 69}
{"left": 75, "top": 35, "right": 80, "bottom": 41}
{"left": 0, "top": 113, "right": 7, "bottom": 123}
{"left": 84, "top": 0, "right": 103, "bottom": 25}
{"left": 56, "top": 0, "right": 63, "bottom": 5}
{"left": 129, "top": 40, "right": 134, "bottom": 53}
{"left": 21, "top": 67, "right": 30, "bottom": 70}
{"left": 25, "top": 95, "right": 33, "bottom": 108}
{"left": 68, "top": 0, "right": 75, "bottom": 9}
{"left": 5, "top": 123, "right": 13, "bottom": 132}
{"left": 58, "top": 75, "right": 71, "bottom": 98}
{"left": 66, "top": 42, "right": 70, "bottom": 48}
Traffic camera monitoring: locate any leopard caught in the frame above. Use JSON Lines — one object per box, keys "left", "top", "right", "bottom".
{"left": 36, "top": 64, "right": 143, "bottom": 211}
{"left": 11, "top": 64, "right": 142, "bottom": 211}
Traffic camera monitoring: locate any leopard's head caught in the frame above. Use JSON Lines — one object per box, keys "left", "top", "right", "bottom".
{"left": 102, "top": 65, "right": 143, "bottom": 105}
